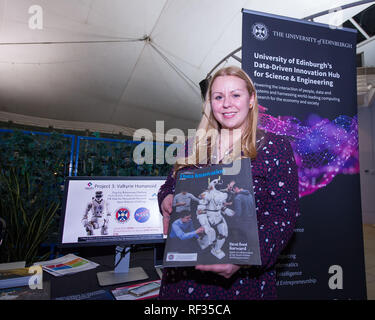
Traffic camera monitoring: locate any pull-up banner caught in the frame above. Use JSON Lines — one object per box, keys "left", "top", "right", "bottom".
{"left": 242, "top": 9, "right": 367, "bottom": 299}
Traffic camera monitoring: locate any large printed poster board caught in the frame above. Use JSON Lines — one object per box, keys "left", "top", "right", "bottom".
{"left": 163, "top": 159, "right": 261, "bottom": 267}
{"left": 59, "top": 177, "right": 166, "bottom": 247}
{"left": 242, "top": 9, "right": 367, "bottom": 299}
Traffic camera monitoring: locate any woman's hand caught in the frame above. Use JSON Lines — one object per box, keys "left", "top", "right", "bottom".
{"left": 161, "top": 194, "right": 173, "bottom": 235}
{"left": 195, "top": 264, "right": 240, "bottom": 279}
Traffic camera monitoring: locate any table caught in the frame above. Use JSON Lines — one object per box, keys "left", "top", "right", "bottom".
{"left": 46, "top": 245, "right": 161, "bottom": 299}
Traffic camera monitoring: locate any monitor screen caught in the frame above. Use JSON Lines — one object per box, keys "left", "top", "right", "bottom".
{"left": 58, "top": 176, "right": 166, "bottom": 247}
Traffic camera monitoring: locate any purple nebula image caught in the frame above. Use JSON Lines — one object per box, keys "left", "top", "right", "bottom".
{"left": 257, "top": 106, "right": 359, "bottom": 198}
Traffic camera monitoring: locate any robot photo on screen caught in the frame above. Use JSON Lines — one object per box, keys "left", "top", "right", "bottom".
{"left": 82, "top": 190, "right": 111, "bottom": 236}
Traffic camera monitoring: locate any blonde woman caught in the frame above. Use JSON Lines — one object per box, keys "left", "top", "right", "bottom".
{"left": 158, "top": 66, "right": 299, "bottom": 300}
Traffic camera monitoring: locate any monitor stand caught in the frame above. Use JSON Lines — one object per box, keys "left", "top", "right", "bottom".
{"left": 97, "top": 246, "right": 149, "bottom": 286}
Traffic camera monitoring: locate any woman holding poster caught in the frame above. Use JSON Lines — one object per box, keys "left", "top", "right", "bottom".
{"left": 158, "top": 66, "right": 300, "bottom": 299}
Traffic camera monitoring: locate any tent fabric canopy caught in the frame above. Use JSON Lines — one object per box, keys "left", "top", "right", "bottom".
{"left": 0, "top": 0, "right": 371, "bottom": 134}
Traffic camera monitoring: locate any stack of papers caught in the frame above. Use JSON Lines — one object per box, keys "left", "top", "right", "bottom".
{"left": 34, "top": 254, "right": 99, "bottom": 277}
{"left": 111, "top": 280, "right": 161, "bottom": 300}
{"left": 0, "top": 267, "right": 34, "bottom": 289}
{"left": 0, "top": 282, "right": 51, "bottom": 300}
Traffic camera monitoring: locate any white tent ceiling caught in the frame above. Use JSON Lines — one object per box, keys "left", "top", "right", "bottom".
{"left": 0, "top": 0, "right": 372, "bottom": 135}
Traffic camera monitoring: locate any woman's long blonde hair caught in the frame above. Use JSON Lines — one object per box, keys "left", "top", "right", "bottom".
{"left": 174, "top": 66, "right": 259, "bottom": 174}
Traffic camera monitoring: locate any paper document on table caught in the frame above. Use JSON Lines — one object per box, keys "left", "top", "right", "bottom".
{"left": 34, "top": 254, "right": 99, "bottom": 276}
{"left": 111, "top": 280, "right": 161, "bottom": 300}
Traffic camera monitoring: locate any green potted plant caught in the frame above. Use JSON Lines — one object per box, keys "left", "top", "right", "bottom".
{"left": 0, "top": 169, "right": 59, "bottom": 265}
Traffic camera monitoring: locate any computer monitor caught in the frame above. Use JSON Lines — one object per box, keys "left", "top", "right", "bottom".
{"left": 58, "top": 176, "right": 166, "bottom": 285}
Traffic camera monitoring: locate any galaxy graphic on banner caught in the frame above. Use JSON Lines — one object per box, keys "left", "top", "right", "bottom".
{"left": 258, "top": 107, "right": 359, "bottom": 198}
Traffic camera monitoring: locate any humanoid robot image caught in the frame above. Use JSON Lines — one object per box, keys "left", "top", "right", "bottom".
{"left": 195, "top": 191, "right": 216, "bottom": 251}
{"left": 197, "top": 177, "right": 235, "bottom": 259}
{"left": 82, "top": 190, "right": 111, "bottom": 236}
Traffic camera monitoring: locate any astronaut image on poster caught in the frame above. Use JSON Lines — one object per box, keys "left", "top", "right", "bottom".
{"left": 163, "top": 158, "right": 261, "bottom": 267}
{"left": 82, "top": 190, "right": 111, "bottom": 236}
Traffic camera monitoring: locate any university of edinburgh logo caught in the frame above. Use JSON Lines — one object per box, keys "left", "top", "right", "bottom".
{"left": 252, "top": 23, "right": 269, "bottom": 41}
{"left": 116, "top": 208, "right": 130, "bottom": 223}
